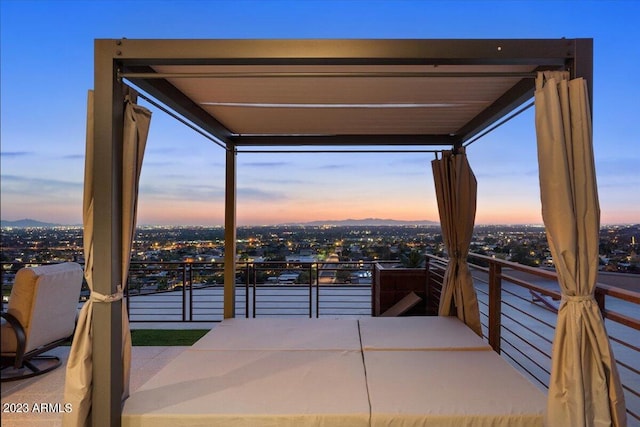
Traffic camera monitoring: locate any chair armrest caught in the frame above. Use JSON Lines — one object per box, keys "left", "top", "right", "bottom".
{"left": 1, "top": 311, "right": 27, "bottom": 368}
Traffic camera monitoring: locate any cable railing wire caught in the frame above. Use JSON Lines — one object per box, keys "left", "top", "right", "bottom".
{"left": 500, "top": 334, "right": 551, "bottom": 379}
{"left": 609, "top": 334, "right": 640, "bottom": 353}
{"left": 501, "top": 311, "right": 554, "bottom": 348}
{"left": 500, "top": 294, "right": 557, "bottom": 330}
{"left": 499, "top": 339, "right": 550, "bottom": 389}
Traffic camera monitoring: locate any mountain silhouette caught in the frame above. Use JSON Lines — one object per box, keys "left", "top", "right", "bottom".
{"left": 0, "top": 219, "right": 63, "bottom": 228}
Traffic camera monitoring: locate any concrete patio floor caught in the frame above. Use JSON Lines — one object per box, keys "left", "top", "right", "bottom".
{"left": 1, "top": 346, "right": 187, "bottom": 427}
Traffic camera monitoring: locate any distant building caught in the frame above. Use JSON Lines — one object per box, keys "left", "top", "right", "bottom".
{"left": 277, "top": 272, "right": 300, "bottom": 284}
{"left": 286, "top": 252, "right": 318, "bottom": 263}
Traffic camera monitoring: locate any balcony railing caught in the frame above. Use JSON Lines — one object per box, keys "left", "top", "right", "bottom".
{"left": 1, "top": 260, "right": 376, "bottom": 320}
{"left": 123, "top": 260, "right": 375, "bottom": 321}
{"left": 425, "top": 253, "right": 640, "bottom": 424}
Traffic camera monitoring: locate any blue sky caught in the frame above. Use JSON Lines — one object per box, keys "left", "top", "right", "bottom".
{"left": 1, "top": 0, "right": 638, "bottom": 226}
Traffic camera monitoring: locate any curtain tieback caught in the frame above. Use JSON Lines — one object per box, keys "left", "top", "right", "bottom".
{"left": 90, "top": 285, "right": 124, "bottom": 303}
{"left": 562, "top": 294, "right": 594, "bottom": 303}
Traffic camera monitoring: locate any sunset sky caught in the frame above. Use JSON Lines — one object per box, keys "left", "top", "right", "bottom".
{"left": 1, "top": 0, "right": 638, "bottom": 226}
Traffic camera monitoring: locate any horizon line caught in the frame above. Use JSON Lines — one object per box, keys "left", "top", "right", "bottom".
{"left": 2, "top": 218, "right": 639, "bottom": 228}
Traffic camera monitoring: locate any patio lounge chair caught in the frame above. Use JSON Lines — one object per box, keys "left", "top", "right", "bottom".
{"left": 1, "top": 262, "right": 83, "bottom": 381}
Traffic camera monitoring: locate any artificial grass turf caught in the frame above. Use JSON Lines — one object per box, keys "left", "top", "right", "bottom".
{"left": 130, "top": 329, "right": 209, "bottom": 346}
{"left": 64, "top": 329, "right": 209, "bottom": 346}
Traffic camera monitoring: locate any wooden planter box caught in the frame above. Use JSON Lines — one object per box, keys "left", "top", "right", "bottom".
{"left": 372, "top": 263, "right": 431, "bottom": 316}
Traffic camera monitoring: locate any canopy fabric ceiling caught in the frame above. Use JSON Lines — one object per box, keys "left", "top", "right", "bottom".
{"left": 150, "top": 64, "right": 534, "bottom": 137}
{"left": 118, "top": 38, "right": 591, "bottom": 148}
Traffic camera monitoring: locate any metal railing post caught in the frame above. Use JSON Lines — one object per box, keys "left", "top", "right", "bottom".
{"left": 188, "top": 263, "right": 193, "bottom": 322}
{"left": 488, "top": 260, "right": 502, "bottom": 353}
{"left": 369, "top": 263, "right": 375, "bottom": 316}
{"left": 252, "top": 263, "right": 257, "bottom": 318}
{"left": 308, "top": 263, "right": 313, "bottom": 318}
{"left": 244, "top": 263, "right": 250, "bottom": 319}
{"left": 247, "top": 263, "right": 252, "bottom": 319}
{"left": 181, "top": 263, "right": 187, "bottom": 321}
{"left": 595, "top": 287, "right": 606, "bottom": 317}
{"left": 425, "top": 257, "right": 431, "bottom": 310}
{"left": 316, "top": 264, "right": 321, "bottom": 318}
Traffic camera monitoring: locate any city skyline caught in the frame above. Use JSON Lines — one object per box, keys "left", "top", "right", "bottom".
{"left": 1, "top": 1, "right": 638, "bottom": 226}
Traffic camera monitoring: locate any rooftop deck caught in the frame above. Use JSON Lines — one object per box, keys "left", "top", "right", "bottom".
{"left": 2, "top": 255, "right": 638, "bottom": 425}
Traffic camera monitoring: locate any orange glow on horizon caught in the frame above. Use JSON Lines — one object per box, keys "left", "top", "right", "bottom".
{"left": 135, "top": 196, "right": 550, "bottom": 226}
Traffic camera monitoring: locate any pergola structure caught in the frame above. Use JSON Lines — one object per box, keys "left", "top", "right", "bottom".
{"left": 63, "top": 38, "right": 627, "bottom": 427}
{"left": 108, "top": 37, "right": 592, "bottom": 312}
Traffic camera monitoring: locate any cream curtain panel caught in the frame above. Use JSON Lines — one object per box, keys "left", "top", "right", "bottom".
{"left": 63, "top": 90, "right": 151, "bottom": 427}
{"left": 535, "top": 71, "right": 626, "bottom": 427}
{"left": 432, "top": 149, "right": 482, "bottom": 336}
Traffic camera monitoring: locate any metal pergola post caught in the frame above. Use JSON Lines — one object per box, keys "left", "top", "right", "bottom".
{"left": 93, "top": 39, "right": 125, "bottom": 427}
{"left": 224, "top": 145, "right": 237, "bottom": 318}
{"left": 571, "top": 38, "right": 594, "bottom": 114}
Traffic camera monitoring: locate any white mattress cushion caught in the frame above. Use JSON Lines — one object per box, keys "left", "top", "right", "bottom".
{"left": 191, "top": 317, "right": 362, "bottom": 351}
{"left": 359, "top": 316, "right": 492, "bottom": 351}
{"left": 123, "top": 349, "right": 370, "bottom": 427}
{"left": 365, "top": 350, "right": 546, "bottom": 427}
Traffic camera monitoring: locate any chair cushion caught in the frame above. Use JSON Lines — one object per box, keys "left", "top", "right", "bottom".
{"left": 1, "top": 263, "right": 83, "bottom": 354}
{"left": 1, "top": 317, "right": 17, "bottom": 353}
{"left": 1, "top": 268, "right": 38, "bottom": 353}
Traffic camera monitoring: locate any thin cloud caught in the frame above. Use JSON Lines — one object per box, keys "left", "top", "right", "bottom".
{"left": 139, "top": 183, "right": 288, "bottom": 203}
{"left": 256, "top": 177, "right": 311, "bottom": 185}
{"left": 146, "top": 172, "right": 201, "bottom": 180}
{"left": 598, "top": 176, "right": 640, "bottom": 188}
{"left": 143, "top": 160, "right": 180, "bottom": 168}
{"left": 142, "top": 169, "right": 224, "bottom": 182}
{"left": 1, "top": 151, "right": 33, "bottom": 158}
{"left": 596, "top": 157, "right": 638, "bottom": 175}
{"left": 241, "top": 161, "right": 291, "bottom": 168}
{"left": 387, "top": 169, "right": 429, "bottom": 177}
{"left": 0, "top": 175, "right": 83, "bottom": 209}
{"left": 388, "top": 156, "right": 432, "bottom": 166}
{"left": 144, "top": 146, "right": 189, "bottom": 156}
{"left": 1, "top": 174, "right": 82, "bottom": 193}
{"left": 238, "top": 187, "right": 288, "bottom": 201}
{"left": 140, "top": 183, "right": 225, "bottom": 201}
{"left": 316, "top": 163, "right": 349, "bottom": 170}
{"left": 476, "top": 168, "right": 539, "bottom": 179}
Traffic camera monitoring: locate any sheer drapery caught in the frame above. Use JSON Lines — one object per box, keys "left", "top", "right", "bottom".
{"left": 535, "top": 71, "right": 626, "bottom": 426}
{"left": 432, "top": 149, "right": 482, "bottom": 336}
{"left": 63, "top": 90, "right": 151, "bottom": 427}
